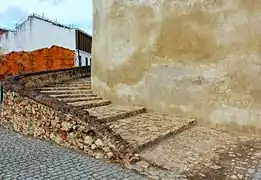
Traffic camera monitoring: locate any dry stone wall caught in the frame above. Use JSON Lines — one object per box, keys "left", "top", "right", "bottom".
{"left": 0, "top": 67, "right": 138, "bottom": 163}
{"left": 17, "top": 66, "right": 91, "bottom": 88}
{"left": 1, "top": 90, "right": 115, "bottom": 161}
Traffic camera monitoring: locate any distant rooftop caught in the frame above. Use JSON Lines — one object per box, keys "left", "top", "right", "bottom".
{"left": 13, "top": 13, "right": 92, "bottom": 37}
{"left": 0, "top": 26, "right": 14, "bottom": 32}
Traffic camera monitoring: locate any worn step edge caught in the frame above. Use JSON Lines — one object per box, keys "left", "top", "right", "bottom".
{"left": 48, "top": 94, "right": 98, "bottom": 98}
{"left": 64, "top": 82, "right": 91, "bottom": 84}
{"left": 40, "top": 90, "right": 93, "bottom": 94}
{"left": 63, "top": 82, "right": 91, "bottom": 85}
{"left": 36, "top": 87, "right": 91, "bottom": 90}
{"left": 138, "top": 120, "right": 197, "bottom": 152}
{"left": 85, "top": 107, "right": 147, "bottom": 124}
{"left": 45, "top": 84, "right": 91, "bottom": 87}
{"left": 69, "top": 100, "right": 112, "bottom": 109}
{"left": 59, "top": 97, "right": 103, "bottom": 103}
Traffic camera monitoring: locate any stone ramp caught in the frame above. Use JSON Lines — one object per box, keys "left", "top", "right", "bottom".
{"left": 139, "top": 126, "right": 238, "bottom": 172}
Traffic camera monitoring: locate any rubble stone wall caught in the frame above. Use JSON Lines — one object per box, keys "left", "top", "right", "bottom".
{"left": 18, "top": 66, "right": 90, "bottom": 88}
{"left": 1, "top": 90, "right": 115, "bottom": 161}
{"left": 1, "top": 67, "right": 137, "bottom": 162}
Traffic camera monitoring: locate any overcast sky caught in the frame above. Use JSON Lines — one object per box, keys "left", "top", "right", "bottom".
{"left": 0, "top": 0, "right": 93, "bottom": 34}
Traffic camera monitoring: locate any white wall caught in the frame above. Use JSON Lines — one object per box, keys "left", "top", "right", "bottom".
{"left": 74, "top": 50, "right": 92, "bottom": 67}
{"left": 1, "top": 17, "right": 76, "bottom": 53}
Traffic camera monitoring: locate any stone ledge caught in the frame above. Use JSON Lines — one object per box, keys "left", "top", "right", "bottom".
{"left": 5, "top": 66, "right": 91, "bottom": 88}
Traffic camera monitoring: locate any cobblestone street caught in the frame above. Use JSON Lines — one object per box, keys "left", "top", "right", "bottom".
{"left": 185, "top": 137, "right": 261, "bottom": 180}
{"left": 0, "top": 128, "right": 145, "bottom": 180}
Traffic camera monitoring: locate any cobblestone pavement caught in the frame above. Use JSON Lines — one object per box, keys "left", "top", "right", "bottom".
{"left": 185, "top": 137, "right": 261, "bottom": 180}
{"left": 0, "top": 128, "right": 145, "bottom": 180}
{"left": 140, "top": 126, "right": 238, "bottom": 171}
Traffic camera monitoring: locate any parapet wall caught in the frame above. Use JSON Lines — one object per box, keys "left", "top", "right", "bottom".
{"left": 92, "top": 0, "right": 261, "bottom": 131}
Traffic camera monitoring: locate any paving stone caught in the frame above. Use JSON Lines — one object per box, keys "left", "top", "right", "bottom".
{"left": 248, "top": 168, "right": 255, "bottom": 174}
{"left": 0, "top": 127, "right": 145, "bottom": 179}
{"left": 253, "top": 172, "right": 261, "bottom": 179}
{"left": 140, "top": 126, "right": 237, "bottom": 172}
{"left": 183, "top": 137, "right": 261, "bottom": 179}
{"left": 108, "top": 113, "right": 195, "bottom": 149}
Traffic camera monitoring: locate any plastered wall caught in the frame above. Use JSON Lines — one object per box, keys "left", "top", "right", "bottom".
{"left": 92, "top": 0, "right": 261, "bottom": 130}
{"left": 0, "top": 46, "right": 74, "bottom": 77}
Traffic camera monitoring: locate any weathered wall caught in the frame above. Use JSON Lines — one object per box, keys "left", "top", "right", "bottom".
{"left": 1, "top": 90, "right": 115, "bottom": 161}
{"left": 92, "top": 0, "right": 261, "bottom": 131}
{"left": 0, "top": 46, "right": 74, "bottom": 77}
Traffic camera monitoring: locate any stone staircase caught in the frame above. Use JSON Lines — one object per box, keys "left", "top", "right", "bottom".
{"left": 35, "top": 78, "right": 242, "bottom": 175}
{"left": 38, "top": 79, "right": 147, "bottom": 123}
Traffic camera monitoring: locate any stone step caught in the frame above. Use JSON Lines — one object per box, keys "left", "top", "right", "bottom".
{"left": 63, "top": 80, "right": 91, "bottom": 84}
{"left": 40, "top": 90, "right": 93, "bottom": 95}
{"left": 139, "top": 126, "right": 238, "bottom": 172}
{"left": 37, "top": 87, "right": 91, "bottom": 91}
{"left": 45, "top": 83, "right": 91, "bottom": 87}
{"left": 49, "top": 94, "right": 97, "bottom": 98}
{"left": 68, "top": 99, "right": 111, "bottom": 108}
{"left": 107, "top": 113, "right": 196, "bottom": 151}
{"left": 85, "top": 104, "right": 146, "bottom": 123}
{"left": 58, "top": 97, "right": 103, "bottom": 103}
{"left": 64, "top": 81, "right": 91, "bottom": 84}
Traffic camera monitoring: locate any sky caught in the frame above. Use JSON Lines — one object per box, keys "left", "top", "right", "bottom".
{"left": 0, "top": 0, "right": 93, "bottom": 34}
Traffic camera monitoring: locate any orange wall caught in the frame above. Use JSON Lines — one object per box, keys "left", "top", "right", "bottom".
{"left": 0, "top": 45, "right": 74, "bottom": 78}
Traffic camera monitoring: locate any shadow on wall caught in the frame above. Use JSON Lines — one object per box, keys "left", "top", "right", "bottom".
{"left": 0, "top": 45, "right": 74, "bottom": 78}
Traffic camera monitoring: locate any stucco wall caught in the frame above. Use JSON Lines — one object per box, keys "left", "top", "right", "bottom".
{"left": 75, "top": 50, "right": 92, "bottom": 67}
{"left": 92, "top": 0, "right": 261, "bottom": 130}
{"left": 1, "top": 17, "right": 75, "bottom": 53}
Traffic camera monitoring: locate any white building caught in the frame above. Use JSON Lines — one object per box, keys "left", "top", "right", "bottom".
{"left": 0, "top": 14, "right": 92, "bottom": 67}
{"left": 0, "top": 27, "right": 13, "bottom": 53}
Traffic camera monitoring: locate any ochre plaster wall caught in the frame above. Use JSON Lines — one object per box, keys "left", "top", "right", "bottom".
{"left": 92, "top": 0, "right": 261, "bottom": 130}
{"left": 0, "top": 46, "right": 74, "bottom": 77}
